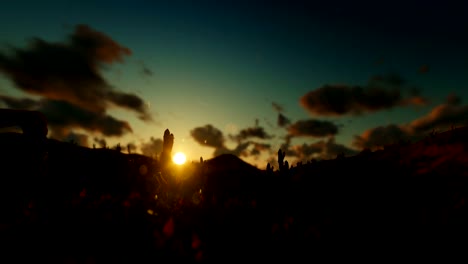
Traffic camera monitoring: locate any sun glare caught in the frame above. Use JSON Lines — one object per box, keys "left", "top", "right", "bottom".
{"left": 173, "top": 152, "right": 187, "bottom": 165}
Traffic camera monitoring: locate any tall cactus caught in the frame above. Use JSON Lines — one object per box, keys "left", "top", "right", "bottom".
{"left": 278, "top": 148, "right": 289, "bottom": 173}
{"left": 159, "top": 129, "right": 174, "bottom": 167}
{"left": 266, "top": 162, "right": 273, "bottom": 174}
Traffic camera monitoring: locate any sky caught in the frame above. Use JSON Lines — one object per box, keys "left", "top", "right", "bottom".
{"left": 1, "top": 0, "right": 467, "bottom": 168}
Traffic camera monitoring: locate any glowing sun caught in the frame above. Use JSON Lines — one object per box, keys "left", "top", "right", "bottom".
{"left": 173, "top": 152, "right": 187, "bottom": 165}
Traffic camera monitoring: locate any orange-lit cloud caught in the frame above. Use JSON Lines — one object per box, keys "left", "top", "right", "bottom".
{"left": 352, "top": 124, "right": 416, "bottom": 150}
{"left": 409, "top": 102, "right": 468, "bottom": 133}
{"left": 352, "top": 93, "right": 468, "bottom": 150}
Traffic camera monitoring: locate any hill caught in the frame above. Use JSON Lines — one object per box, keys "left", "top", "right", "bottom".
{"left": 1, "top": 126, "right": 468, "bottom": 262}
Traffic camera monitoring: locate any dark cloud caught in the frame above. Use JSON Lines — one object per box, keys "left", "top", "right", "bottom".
{"left": 0, "top": 24, "right": 151, "bottom": 121}
{"left": 214, "top": 142, "right": 251, "bottom": 157}
{"left": 277, "top": 113, "right": 291, "bottom": 127}
{"left": 353, "top": 94, "right": 468, "bottom": 150}
{"left": 291, "top": 142, "right": 323, "bottom": 158}
{"left": 140, "top": 137, "right": 163, "bottom": 159}
{"left": 39, "top": 99, "right": 132, "bottom": 139}
{"left": 287, "top": 119, "right": 339, "bottom": 137}
{"left": 400, "top": 95, "right": 428, "bottom": 106}
{"left": 191, "top": 124, "right": 267, "bottom": 158}
{"left": 190, "top": 124, "right": 225, "bottom": 148}
{"left": 272, "top": 102, "right": 284, "bottom": 112}
{"left": 231, "top": 126, "right": 273, "bottom": 141}
{"left": 352, "top": 124, "right": 416, "bottom": 150}
{"left": 419, "top": 64, "right": 430, "bottom": 74}
{"left": 107, "top": 91, "right": 151, "bottom": 121}
{"left": 250, "top": 142, "right": 271, "bottom": 156}
{"left": 446, "top": 93, "right": 462, "bottom": 106}
{"left": 0, "top": 95, "right": 40, "bottom": 110}
{"left": 324, "top": 137, "right": 359, "bottom": 158}
{"left": 409, "top": 103, "right": 468, "bottom": 133}
{"left": 290, "top": 137, "right": 358, "bottom": 162}
{"left": 1, "top": 95, "right": 132, "bottom": 140}
{"left": 300, "top": 74, "right": 425, "bottom": 116}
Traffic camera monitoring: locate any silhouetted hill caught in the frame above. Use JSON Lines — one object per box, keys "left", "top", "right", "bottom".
{"left": 204, "top": 153, "right": 261, "bottom": 174}
{"left": 1, "top": 126, "right": 468, "bottom": 262}
{"left": 201, "top": 153, "right": 264, "bottom": 202}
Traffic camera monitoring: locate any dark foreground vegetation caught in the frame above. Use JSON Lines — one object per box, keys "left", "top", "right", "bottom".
{"left": 1, "top": 126, "right": 468, "bottom": 262}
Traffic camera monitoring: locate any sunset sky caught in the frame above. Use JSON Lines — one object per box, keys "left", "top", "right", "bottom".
{"left": 1, "top": 0, "right": 467, "bottom": 168}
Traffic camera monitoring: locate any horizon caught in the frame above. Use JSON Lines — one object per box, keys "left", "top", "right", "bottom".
{"left": 1, "top": 0, "right": 468, "bottom": 168}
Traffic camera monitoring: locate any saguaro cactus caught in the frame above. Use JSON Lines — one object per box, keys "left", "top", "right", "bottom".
{"left": 160, "top": 129, "right": 174, "bottom": 167}
{"left": 278, "top": 149, "right": 289, "bottom": 173}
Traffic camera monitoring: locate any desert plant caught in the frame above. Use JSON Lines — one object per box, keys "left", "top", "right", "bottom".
{"left": 266, "top": 162, "right": 273, "bottom": 174}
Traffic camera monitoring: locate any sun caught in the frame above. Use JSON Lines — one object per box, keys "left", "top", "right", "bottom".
{"left": 172, "top": 152, "right": 187, "bottom": 165}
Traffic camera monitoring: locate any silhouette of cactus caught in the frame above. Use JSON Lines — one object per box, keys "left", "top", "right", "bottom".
{"left": 278, "top": 149, "right": 289, "bottom": 173}
{"left": 336, "top": 152, "right": 345, "bottom": 160}
{"left": 160, "top": 129, "right": 174, "bottom": 167}
{"left": 266, "top": 162, "right": 273, "bottom": 174}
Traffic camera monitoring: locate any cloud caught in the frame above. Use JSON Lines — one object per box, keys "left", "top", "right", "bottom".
{"left": 446, "top": 93, "right": 462, "bottom": 106}
{"left": 291, "top": 142, "right": 323, "bottom": 158}
{"left": 0, "top": 24, "right": 152, "bottom": 121}
{"left": 42, "top": 99, "right": 132, "bottom": 138}
{"left": 277, "top": 113, "right": 291, "bottom": 127}
{"left": 0, "top": 95, "right": 40, "bottom": 109}
{"left": 214, "top": 142, "right": 251, "bottom": 157}
{"left": 230, "top": 126, "right": 273, "bottom": 141}
{"left": 287, "top": 119, "right": 339, "bottom": 137}
{"left": 0, "top": 95, "right": 133, "bottom": 140}
{"left": 287, "top": 137, "right": 358, "bottom": 162}
{"left": 272, "top": 102, "right": 284, "bottom": 112}
{"left": 250, "top": 142, "right": 271, "bottom": 156}
{"left": 323, "top": 137, "right": 359, "bottom": 158}
{"left": 299, "top": 74, "right": 426, "bottom": 116}
{"left": 419, "top": 64, "right": 430, "bottom": 74}
{"left": 353, "top": 93, "right": 468, "bottom": 150}
{"left": 190, "top": 124, "right": 225, "bottom": 148}
{"left": 352, "top": 124, "right": 417, "bottom": 150}
{"left": 409, "top": 103, "right": 468, "bottom": 133}
{"left": 191, "top": 124, "right": 269, "bottom": 158}
{"left": 107, "top": 91, "right": 152, "bottom": 121}
{"left": 140, "top": 137, "right": 163, "bottom": 159}
{"left": 94, "top": 137, "right": 107, "bottom": 148}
